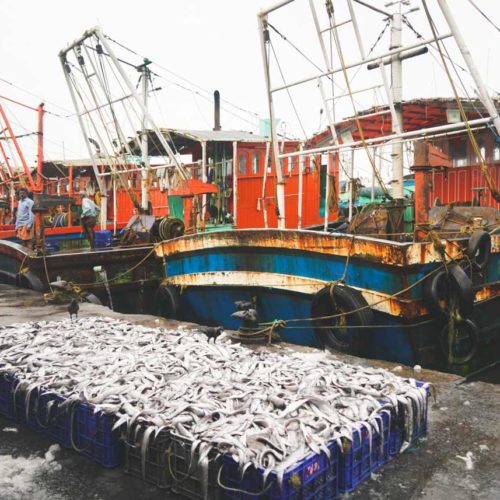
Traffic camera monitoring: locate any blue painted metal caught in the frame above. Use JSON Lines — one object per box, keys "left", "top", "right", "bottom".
{"left": 160, "top": 230, "right": 500, "bottom": 372}
{"left": 166, "top": 248, "right": 443, "bottom": 299}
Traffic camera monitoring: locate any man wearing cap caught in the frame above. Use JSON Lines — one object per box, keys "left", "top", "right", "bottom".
{"left": 80, "top": 191, "right": 100, "bottom": 249}
{"left": 15, "top": 187, "right": 34, "bottom": 249}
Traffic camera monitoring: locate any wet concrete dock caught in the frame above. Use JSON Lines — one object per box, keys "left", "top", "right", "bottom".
{"left": 0, "top": 284, "right": 499, "bottom": 500}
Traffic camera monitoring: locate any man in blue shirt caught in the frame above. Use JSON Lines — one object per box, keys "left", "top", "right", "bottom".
{"left": 80, "top": 191, "right": 100, "bottom": 249}
{"left": 15, "top": 187, "right": 34, "bottom": 249}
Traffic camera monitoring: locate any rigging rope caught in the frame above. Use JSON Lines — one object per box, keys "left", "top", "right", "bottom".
{"left": 325, "top": 0, "right": 392, "bottom": 200}
{"left": 422, "top": 0, "right": 500, "bottom": 203}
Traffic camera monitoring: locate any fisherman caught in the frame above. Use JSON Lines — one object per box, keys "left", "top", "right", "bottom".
{"left": 15, "top": 187, "right": 34, "bottom": 249}
{"left": 80, "top": 191, "right": 100, "bottom": 249}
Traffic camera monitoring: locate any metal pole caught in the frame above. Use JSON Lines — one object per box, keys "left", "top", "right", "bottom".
{"left": 36, "top": 103, "right": 45, "bottom": 193}
{"left": 260, "top": 0, "right": 295, "bottom": 16}
{"left": 201, "top": 141, "right": 207, "bottom": 222}
{"left": 95, "top": 29, "right": 189, "bottom": 181}
{"left": 262, "top": 141, "right": 270, "bottom": 228}
{"left": 371, "top": 147, "right": 376, "bottom": 201}
{"left": 436, "top": 0, "right": 500, "bottom": 136}
{"left": 140, "top": 64, "right": 149, "bottom": 212}
{"left": 271, "top": 33, "right": 452, "bottom": 93}
{"left": 309, "top": 0, "right": 332, "bottom": 71}
{"left": 390, "top": 5, "right": 404, "bottom": 199}
{"left": 349, "top": 150, "right": 354, "bottom": 221}
{"left": 323, "top": 154, "right": 330, "bottom": 231}
{"left": 278, "top": 116, "right": 493, "bottom": 159}
{"left": 0, "top": 104, "right": 36, "bottom": 191}
{"left": 259, "top": 14, "right": 286, "bottom": 228}
{"left": 59, "top": 57, "right": 107, "bottom": 229}
{"left": 232, "top": 141, "right": 238, "bottom": 227}
{"left": 113, "top": 171, "right": 117, "bottom": 235}
{"left": 298, "top": 143, "right": 304, "bottom": 229}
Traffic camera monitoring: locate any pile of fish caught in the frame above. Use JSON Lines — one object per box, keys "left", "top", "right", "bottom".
{"left": 0, "top": 317, "right": 428, "bottom": 486}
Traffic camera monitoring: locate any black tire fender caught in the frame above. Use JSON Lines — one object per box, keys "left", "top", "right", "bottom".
{"left": 466, "top": 230, "right": 491, "bottom": 271}
{"left": 424, "top": 263, "right": 474, "bottom": 320}
{"left": 311, "top": 284, "right": 373, "bottom": 356}
{"left": 155, "top": 284, "right": 181, "bottom": 319}
{"left": 16, "top": 271, "right": 45, "bottom": 292}
{"left": 84, "top": 293, "right": 102, "bottom": 305}
{"left": 439, "top": 318, "right": 479, "bottom": 365}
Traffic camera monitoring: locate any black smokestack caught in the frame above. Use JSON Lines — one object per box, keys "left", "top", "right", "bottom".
{"left": 213, "top": 90, "right": 221, "bottom": 131}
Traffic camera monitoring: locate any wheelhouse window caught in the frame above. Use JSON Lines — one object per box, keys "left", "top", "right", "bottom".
{"left": 494, "top": 144, "right": 500, "bottom": 162}
{"left": 474, "top": 139, "right": 486, "bottom": 164}
{"left": 450, "top": 137, "right": 467, "bottom": 167}
{"left": 239, "top": 154, "right": 247, "bottom": 175}
{"left": 252, "top": 153, "right": 260, "bottom": 174}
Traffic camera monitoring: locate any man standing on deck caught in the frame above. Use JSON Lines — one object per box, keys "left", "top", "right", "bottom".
{"left": 15, "top": 187, "right": 34, "bottom": 249}
{"left": 80, "top": 191, "right": 100, "bottom": 249}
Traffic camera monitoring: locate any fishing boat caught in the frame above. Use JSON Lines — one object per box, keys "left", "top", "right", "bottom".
{"left": 154, "top": 0, "right": 500, "bottom": 374}
{"left": 0, "top": 44, "right": 177, "bottom": 309}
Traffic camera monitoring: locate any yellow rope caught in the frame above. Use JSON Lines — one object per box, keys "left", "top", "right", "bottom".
{"left": 422, "top": 0, "right": 500, "bottom": 202}
{"left": 326, "top": 0, "right": 392, "bottom": 200}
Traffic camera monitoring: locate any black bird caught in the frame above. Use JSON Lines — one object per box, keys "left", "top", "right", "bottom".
{"left": 198, "top": 326, "right": 223, "bottom": 340}
{"left": 68, "top": 299, "right": 79, "bottom": 321}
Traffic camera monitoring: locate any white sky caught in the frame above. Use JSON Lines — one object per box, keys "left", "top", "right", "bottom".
{"left": 0, "top": 0, "right": 499, "bottom": 168}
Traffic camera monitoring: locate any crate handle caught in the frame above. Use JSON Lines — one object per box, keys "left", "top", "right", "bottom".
{"left": 70, "top": 401, "right": 92, "bottom": 453}
{"left": 216, "top": 463, "right": 273, "bottom": 496}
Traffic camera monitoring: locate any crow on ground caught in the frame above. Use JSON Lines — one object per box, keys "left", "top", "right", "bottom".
{"left": 68, "top": 299, "right": 79, "bottom": 321}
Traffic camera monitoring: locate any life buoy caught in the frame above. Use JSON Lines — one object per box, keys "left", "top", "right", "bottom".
{"left": 311, "top": 284, "right": 373, "bottom": 355}
{"left": 466, "top": 230, "right": 491, "bottom": 272}
{"left": 439, "top": 318, "right": 479, "bottom": 365}
{"left": 424, "top": 263, "right": 474, "bottom": 320}
{"left": 154, "top": 284, "right": 180, "bottom": 319}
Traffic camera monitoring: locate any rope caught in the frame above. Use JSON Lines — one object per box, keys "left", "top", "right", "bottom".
{"left": 277, "top": 319, "right": 434, "bottom": 331}
{"left": 467, "top": 0, "right": 500, "bottom": 33}
{"left": 325, "top": 0, "right": 392, "bottom": 200}
{"left": 269, "top": 40, "right": 308, "bottom": 141}
{"left": 422, "top": 0, "right": 500, "bottom": 203}
{"left": 38, "top": 241, "right": 163, "bottom": 289}
{"left": 258, "top": 264, "right": 444, "bottom": 327}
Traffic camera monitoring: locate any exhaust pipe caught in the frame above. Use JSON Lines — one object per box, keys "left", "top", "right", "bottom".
{"left": 213, "top": 90, "right": 221, "bottom": 131}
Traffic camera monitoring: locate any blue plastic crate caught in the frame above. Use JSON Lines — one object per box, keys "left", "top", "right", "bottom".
{"left": 94, "top": 230, "right": 112, "bottom": 248}
{"left": 220, "top": 441, "right": 339, "bottom": 500}
{"left": 171, "top": 433, "right": 223, "bottom": 500}
{"left": 339, "top": 412, "right": 389, "bottom": 493}
{"left": 124, "top": 424, "right": 171, "bottom": 489}
{"left": 72, "top": 403, "right": 122, "bottom": 468}
{"left": 0, "top": 372, "right": 17, "bottom": 419}
{"left": 38, "top": 393, "right": 73, "bottom": 449}
{"left": 12, "top": 381, "right": 47, "bottom": 433}
{"left": 388, "top": 381, "right": 430, "bottom": 457}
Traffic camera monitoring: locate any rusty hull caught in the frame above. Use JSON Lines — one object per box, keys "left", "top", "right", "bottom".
{"left": 157, "top": 228, "right": 499, "bottom": 266}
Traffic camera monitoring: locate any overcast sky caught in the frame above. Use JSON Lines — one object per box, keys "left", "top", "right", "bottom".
{"left": 0, "top": 0, "right": 498, "bottom": 166}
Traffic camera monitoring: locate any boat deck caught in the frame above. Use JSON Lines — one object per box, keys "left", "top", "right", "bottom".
{"left": 0, "top": 284, "right": 498, "bottom": 500}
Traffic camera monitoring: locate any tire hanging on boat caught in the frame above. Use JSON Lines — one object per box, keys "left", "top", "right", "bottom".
{"left": 423, "top": 263, "right": 474, "bottom": 320}
{"left": 151, "top": 217, "right": 185, "bottom": 242}
{"left": 311, "top": 284, "right": 373, "bottom": 355}
{"left": 466, "top": 230, "right": 491, "bottom": 272}
{"left": 16, "top": 271, "right": 45, "bottom": 293}
{"left": 439, "top": 318, "right": 479, "bottom": 365}
{"left": 154, "top": 284, "right": 181, "bottom": 319}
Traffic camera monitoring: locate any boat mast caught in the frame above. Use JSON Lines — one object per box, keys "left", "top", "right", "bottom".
{"left": 258, "top": 10, "right": 286, "bottom": 229}
{"left": 139, "top": 60, "right": 151, "bottom": 212}
{"left": 388, "top": 1, "right": 404, "bottom": 200}
{"left": 436, "top": 0, "right": 500, "bottom": 136}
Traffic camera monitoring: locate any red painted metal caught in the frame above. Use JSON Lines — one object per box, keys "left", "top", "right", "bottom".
{"left": 36, "top": 103, "right": 44, "bottom": 193}
{"left": 0, "top": 102, "right": 36, "bottom": 191}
